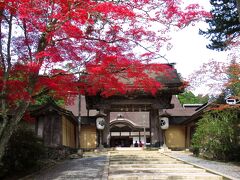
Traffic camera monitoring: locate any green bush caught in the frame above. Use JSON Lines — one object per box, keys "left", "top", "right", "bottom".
{"left": 1, "top": 124, "right": 45, "bottom": 173}
{"left": 192, "top": 108, "right": 240, "bottom": 161}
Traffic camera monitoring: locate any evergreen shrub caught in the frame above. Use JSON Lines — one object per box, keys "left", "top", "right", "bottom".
{"left": 192, "top": 108, "right": 240, "bottom": 161}
{"left": 1, "top": 124, "right": 45, "bottom": 174}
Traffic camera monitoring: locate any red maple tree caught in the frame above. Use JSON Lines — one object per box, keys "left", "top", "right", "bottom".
{"left": 189, "top": 58, "right": 240, "bottom": 97}
{"left": 0, "top": 0, "right": 208, "bottom": 160}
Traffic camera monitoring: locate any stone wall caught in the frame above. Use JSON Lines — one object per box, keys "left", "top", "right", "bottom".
{"left": 45, "top": 146, "right": 77, "bottom": 160}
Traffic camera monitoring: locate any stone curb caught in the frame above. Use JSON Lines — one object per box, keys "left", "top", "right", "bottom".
{"left": 163, "top": 152, "right": 237, "bottom": 180}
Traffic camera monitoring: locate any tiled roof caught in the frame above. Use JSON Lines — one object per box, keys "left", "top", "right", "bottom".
{"left": 160, "top": 96, "right": 200, "bottom": 117}
{"left": 31, "top": 100, "right": 78, "bottom": 123}
{"left": 65, "top": 95, "right": 98, "bottom": 116}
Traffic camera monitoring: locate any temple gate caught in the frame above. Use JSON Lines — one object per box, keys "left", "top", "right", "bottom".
{"left": 84, "top": 64, "right": 183, "bottom": 147}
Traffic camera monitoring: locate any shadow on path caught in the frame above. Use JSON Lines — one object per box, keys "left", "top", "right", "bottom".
{"left": 23, "top": 156, "right": 108, "bottom": 180}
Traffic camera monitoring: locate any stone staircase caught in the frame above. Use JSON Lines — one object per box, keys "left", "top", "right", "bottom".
{"left": 108, "top": 150, "right": 223, "bottom": 180}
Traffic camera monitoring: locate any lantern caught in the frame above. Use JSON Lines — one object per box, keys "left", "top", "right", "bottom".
{"left": 96, "top": 117, "right": 105, "bottom": 130}
{"left": 159, "top": 117, "right": 169, "bottom": 130}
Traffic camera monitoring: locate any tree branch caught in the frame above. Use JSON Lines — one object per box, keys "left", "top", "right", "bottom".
{"left": 82, "top": 36, "right": 123, "bottom": 44}
{"left": 129, "top": 39, "right": 169, "bottom": 63}
{"left": 32, "top": 88, "right": 50, "bottom": 99}
{"left": 6, "top": 14, "right": 13, "bottom": 71}
{"left": 0, "top": 10, "right": 5, "bottom": 71}
{"left": 22, "top": 20, "right": 33, "bottom": 62}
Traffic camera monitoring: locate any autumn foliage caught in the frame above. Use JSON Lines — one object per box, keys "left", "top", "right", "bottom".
{"left": 84, "top": 58, "right": 178, "bottom": 96}
{"left": 189, "top": 59, "right": 240, "bottom": 96}
{"left": 0, "top": 0, "right": 208, "bottom": 160}
{"left": 0, "top": 0, "right": 209, "bottom": 106}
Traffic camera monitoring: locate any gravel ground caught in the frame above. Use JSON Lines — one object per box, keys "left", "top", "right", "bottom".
{"left": 170, "top": 151, "right": 240, "bottom": 180}
{"left": 22, "top": 155, "right": 108, "bottom": 180}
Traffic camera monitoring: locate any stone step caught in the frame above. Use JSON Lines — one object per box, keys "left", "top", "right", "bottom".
{"left": 110, "top": 155, "right": 165, "bottom": 157}
{"left": 108, "top": 172, "right": 223, "bottom": 180}
{"left": 110, "top": 152, "right": 161, "bottom": 154}
{"left": 110, "top": 155, "right": 171, "bottom": 157}
{"left": 110, "top": 155, "right": 169, "bottom": 158}
{"left": 109, "top": 167, "right": 206, "bottom": 174}
{"left": 109, "top": 164, "right": 194, "bottom": 168}
{"left": 110, "top": 153, "right": 166, "bottom": 155}
{"left": 110, "top": 155, "right": 164, "bottom": 157}
{"left": 115, "top": 147, "right": 144, "bottom": 151}
{"left": 110, "top": 160, "right": 181, "bottom": 164}
{"left": 110, "top": 152, "right": 162, "bottom": 155}
{"left": 110, "top": 158, "right": 175, "bottom": 161}
{"left": 108, "top": 150, "right": 223, "bottom": 180}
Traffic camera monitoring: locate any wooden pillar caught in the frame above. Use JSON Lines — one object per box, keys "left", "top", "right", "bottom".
{"left": 158, "top": 109, "right": 164, "bottom": 147}
{"left": 102, "top": 111, "right": 110, "bottom": 147}
{"left": 150, "top": 109, "right": 163, "bottom": 147}
{"left": 96, "top": 129, "right": 99, "bottom": 147}
{"left": 139, "top": 131, "right": 141, "bottom": 142}
{"left": 149, "top": 111, "right": 152, "bottom": 145}
{"left": 77, "top": 95, "right": 81, "bottom": 149}
{"left": 87, "top": 109, "right": 89, "bottom": 117}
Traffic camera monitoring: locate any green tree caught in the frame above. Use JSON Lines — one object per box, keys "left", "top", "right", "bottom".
{"left": 200, "top": 0, "right": 240, "bottom": 51}
{"left": 34, "top": 94, "right": 64, "bottom": 107}
{"left": 178, "top": 91, "right": 209, "bottom": 104}
{"left": 192, "top": 108, "right": 240, "bottom": 161}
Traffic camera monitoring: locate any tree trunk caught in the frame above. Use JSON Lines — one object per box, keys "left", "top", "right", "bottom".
{"left": 0, "top": 101, "right": 29, "bottom": 162}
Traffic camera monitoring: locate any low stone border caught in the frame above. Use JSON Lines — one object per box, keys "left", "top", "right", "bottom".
{"left": 163, "top": 152, "right": 237, "bottom": 180}
{"left": 114, "top": 147, "right": 144, "bottom": 151}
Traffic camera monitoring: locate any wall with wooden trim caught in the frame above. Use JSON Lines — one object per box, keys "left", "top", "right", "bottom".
{"left": 42, "top": 114, "right": 62, "bottom": 147}
{"left": 80, "top": 125, "right": 97, "bottom": 149}
{"left": 165, "top": 125, "right": 186, "bottom": 149}
{"left": 62, "top": 116, "right": 76, "bottom": 148}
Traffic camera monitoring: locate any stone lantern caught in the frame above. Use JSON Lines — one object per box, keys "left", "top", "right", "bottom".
{"left": 159, "top": 116, "right": 171, "bottom": 152}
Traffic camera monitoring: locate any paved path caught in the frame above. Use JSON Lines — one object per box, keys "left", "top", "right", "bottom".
{"left": 169, "top": 151, "right": 240, "bottom": 180}
{"left": 23, "top": 154, "right": 108, "bottom": 180}
{"left": 22, "top": 150, "right": 240, "bottom": 180}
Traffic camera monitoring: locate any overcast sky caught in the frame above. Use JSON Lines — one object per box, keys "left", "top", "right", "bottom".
{"left": 166, "top": 22, "right": 229, "bottom": 78}
{"left": 164, "top": 0, "right": 230, "bottom": 95}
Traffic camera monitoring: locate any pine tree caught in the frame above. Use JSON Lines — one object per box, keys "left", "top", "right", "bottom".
{"left": 200, "top": 0, "right": 240, "bottom": 51}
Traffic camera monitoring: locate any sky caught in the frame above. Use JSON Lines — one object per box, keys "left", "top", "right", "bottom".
{"left": 164, "top": 0, "right": 230, "bottom": 95}
{"left": 166, "top": 23, "right": 228, "bottom": 78}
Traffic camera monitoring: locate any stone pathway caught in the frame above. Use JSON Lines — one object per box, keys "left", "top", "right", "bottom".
{"left": 22, "top": 150, "right": 240, "bottom": 180}
{"left": 108, "top": 150, "right": 223, "bottom": 180}
{"left": 22, "top": 154, "right": 108, "bottom": 180}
